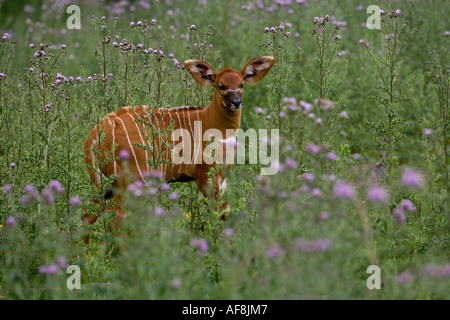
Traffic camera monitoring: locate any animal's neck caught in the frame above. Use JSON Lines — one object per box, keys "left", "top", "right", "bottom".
{"left": 204, "top": 90, "right": 241, "bottom": 133}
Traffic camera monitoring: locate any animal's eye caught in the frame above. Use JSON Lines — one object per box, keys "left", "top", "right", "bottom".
{"left": 240, "top": 83, "right": 244, "bottom": 89}
{"left": 219, "top": 85, "right": 226, "bottom": 90}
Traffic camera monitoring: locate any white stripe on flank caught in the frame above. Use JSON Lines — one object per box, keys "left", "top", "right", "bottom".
{"left": 107, "top": 118, "right": 117, "bottom": 175}
{"left": 153, "top": 111, "right": 163, "bottom": 176}
{"left": 114, "top": 114, "right": 145, "bottom": 181}
{"left": 186, "top": 109, "right": 194, "bottom": 166}
{"left": 126, "top": 111, "right": 149, "bottom": 175}
{"left": 167, "top": 112, "right": 175, "bottom": 180}
{"left": 194, "top": 111, "right": 202, "bottom": 165}
{"left": 90, "top": 137, "right": 101, "bottom": 185}
{"left": 181, "top": 110, "right": 191, "bottom": 176}
{"left": 166, "top": 110, "right": 175, "bottom": 180}
{"left": 175, "top": 111, "right": 184, "bottom": 175}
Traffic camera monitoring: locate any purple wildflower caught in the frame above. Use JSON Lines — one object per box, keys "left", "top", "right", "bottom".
{"left": 5, "top": 216, "right": 16, "bottom": 227}
{"left": 266, "top": 244, "right": 282, "bottom": 259}
{"left": 401, "top": 169, "right": 424, "bottom": 189}
{"left": 299, "top": 100, "right": 312, "bottom": 112}
{"left": 295, "top": 238, "right": 331, "bottom": 253}
{"left": 399, "top": 199, "right": 415, "bottom": 212}
{"left": 160, "top": 182, "right": 170, "bottom": 192}
{"left": 327, "top": 152, "right": 337, "bottom": 161}
{"left": 20, "top": 196, "right": 30, "bottom": 206}
{"left": 48, "top": 180, "right": 64, "bottom": 193}
{"left": 41, "top": 188, "right": 55, "bottom": 206}
{"left": 24, "top": 184, "right": 36, "bottom": 194}
{"left": 57, "top": 256, "right": 68, "bottom": 269}
{"left": 169, "top": 192, "right": 179, "bottom": 202}
{"left": 47, "top": 264, "right": 59, "bottom": 275}
{"left": 191, "top": 238, "right": 209, "bottom": 253}
{"left": 284, "top": 158, "right": 298, "bottom": 169}
{"left": 3, "top": 184, "right": 12, "bottom": 194}
{"left": 172, "top": 278, "right": 182, "bottom": 289}
{"left": 318, "top": 211, "right": 329, "bottom": 221}
{"left": 424, "top": 129, "right": 432, "bottom": 136}
{"left": 224, "top": 228, "right": 233, "bottom": 237}
{"left": 333, "top": 182, "right": 355, "bottom": 200}
{"left": 393, "top": 208, "right": 406, "bottom": 224}
{"left": 299, "top": 185, "right": 310, "bottom": 194}
{"left": 311, "top": 188, "right": 322, "bottom": 198}
{"left": 154, "top": 206, "right": 165, "bottom": 216}
{"left": 396, "top": 271, "right": 413, "bottom": 284}
{"left": 305, "top": 143, "right": 321, "bottom": 155}
{"left": 70, "top": 196, "right": 82, "bottom": 207}
{"left": 38, "top": 266, "right": 48, "bottom": 275}
{"left": 339, "top": 111, "right": 349, "bottom": 118}
{"left": 303, "top": 173, "right": 314, "bottom": 182}
{"left": 128, "top": 180, "right": 144, "bottom": 196}
{"left": 424, "top": 264, "right": 450, "bottom": 278}
{"left": 119, "top": 149, "right": 131, "bottom": 160}
{"left": 367, "top": 186, "right": 389, "bottom": 204}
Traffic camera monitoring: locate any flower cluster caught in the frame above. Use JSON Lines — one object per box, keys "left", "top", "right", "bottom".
{"left": 401, "top": 168, "right": 424, "bottom": 189}
{"left": 263, "top": 24, "right": 292, "bottom": 38}
{"left": 424, "top": 264, "right": 450, "bottom": 278}
{"left": 295, "top": 238, "right": 331, "bottom": 253}
{"left": 191, "top": 238, "right": 209, "bottom": 253}
{"left": 367, "top": 186, "right": 389, "bottom": 204}
{"left": 392, "top": 199, "right": 416, "bottom": 224}
{"left": 38, "top": 256, "right": 68, "bottom": 276}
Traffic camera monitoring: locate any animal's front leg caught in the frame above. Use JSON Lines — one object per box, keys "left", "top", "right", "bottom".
{"left": 194, "top": 167, "right": 230, "bottom": 220}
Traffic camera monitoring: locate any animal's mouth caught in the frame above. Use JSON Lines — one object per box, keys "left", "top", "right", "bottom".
{"left": 229, "top": 103, "right": 242, "bottom": 111}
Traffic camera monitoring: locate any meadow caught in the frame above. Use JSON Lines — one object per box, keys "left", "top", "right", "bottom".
{"left": 0, "top": 0, "right": 448, "bottom": 300}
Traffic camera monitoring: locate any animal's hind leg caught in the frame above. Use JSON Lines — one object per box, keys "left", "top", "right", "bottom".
{"left": 105, "top": 194, "right": 125, "bottom": 232}
{"left": 82, "top": 192, "right": 124, "bottom": 245}
{"left": 82, "top": 176, "right": 125, "bottom": 244}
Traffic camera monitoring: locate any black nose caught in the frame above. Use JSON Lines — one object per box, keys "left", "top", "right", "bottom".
{"left": 231, "top": 99, "right": 242, "bottom": 107}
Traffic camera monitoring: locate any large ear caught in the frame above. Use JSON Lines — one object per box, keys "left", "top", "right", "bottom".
{"left": 184, "top": 59, "right": 216, "bottom": 87}
{"left": 240, "top": 56, "right": 275, "bottom": 85}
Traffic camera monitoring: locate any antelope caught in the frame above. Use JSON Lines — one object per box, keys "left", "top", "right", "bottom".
{"left": 83, "top": 56, "right": 275, "bottom": 232}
